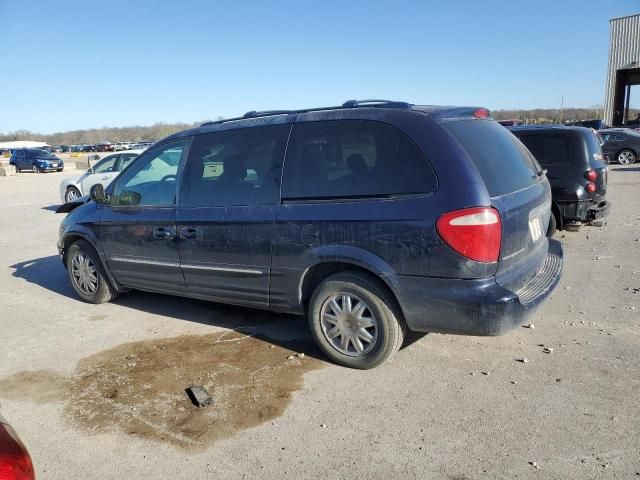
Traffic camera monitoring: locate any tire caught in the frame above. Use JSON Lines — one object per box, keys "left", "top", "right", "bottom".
{"left": 65, "top": 186, "right": 82, "bottom": 203}
{"left": 546, "top": 212, "right": 557, "bottom": 237}
{"left": 617, "top": 149, "right": 636, "bottom": 165}
{"left": 308, "top": 272, "right": 406, "bottom": 369}
{"left": 66, "top": 239, "right": 117, "bottom": 304}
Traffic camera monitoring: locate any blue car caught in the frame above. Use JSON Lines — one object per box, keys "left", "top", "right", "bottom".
{"left": 57, "top": 100, "right": 563, "bottom": 369}
{"left": 10, "top": 148, "right": 64, "bottom": 173}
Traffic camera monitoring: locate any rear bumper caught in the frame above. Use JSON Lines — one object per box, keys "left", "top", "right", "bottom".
{"left": 388, "top": 239, "right": 563, "bottom": 336}
{"left": 558, "top": 199, "right": 609, "bottom": 223}
{"left": 588, "top": 200, "right": 610, "bottom": 224}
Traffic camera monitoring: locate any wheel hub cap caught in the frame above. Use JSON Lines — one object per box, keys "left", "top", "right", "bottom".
{"left": 320, "top": 293, "right": 378, "bottom": 357}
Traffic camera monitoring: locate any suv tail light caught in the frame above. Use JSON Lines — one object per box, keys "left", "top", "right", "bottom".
{"left": 436, "top": 207, "right": 502, "bottom": 263}
{"left": 585, "top": 183, "right": 596, "bottom": 193}
{"left": 584, "top": 169, "right": 597, "bottom": 182}
{"left": 0, "top": 423, "right": 34, "bottom": 480}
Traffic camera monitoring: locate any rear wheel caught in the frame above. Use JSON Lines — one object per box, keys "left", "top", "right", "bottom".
{"left": 617, "top": 149, "right": 636, "bottom": 164}
{"left": 546, "top": 212, "right": 557, "bottom": 237}
{"left": 65, "top": 186, "right": 81, "bottom": 203}
{"left": 308, "top": 272, "right": 405, "bottom": 369}
{"left": 66, "top": 240, "right": 117, "bottom": 304}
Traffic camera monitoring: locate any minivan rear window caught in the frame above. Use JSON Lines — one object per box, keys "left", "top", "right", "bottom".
{"left": 442, "top": 120, "right": 540, "bottom": 197}
{"left": 515, "top": 134, "right": 572, "bottom": 165}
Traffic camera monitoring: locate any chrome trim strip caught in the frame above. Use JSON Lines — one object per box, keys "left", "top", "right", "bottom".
{"left": 110, "top": 256, "right": 264, "bottom": 275}
{"left": 181, "top": 264, "right": 264, "bottom": 276}
{"left": 110, "top": 256, "right": 180, "bottom": 268}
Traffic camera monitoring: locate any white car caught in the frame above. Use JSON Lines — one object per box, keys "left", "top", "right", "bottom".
{"left": 59, "top": 150, "right": 142, "bottom": 203}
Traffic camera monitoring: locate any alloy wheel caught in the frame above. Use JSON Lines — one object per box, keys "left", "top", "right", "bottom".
{"left": 320, "top": 293, "right": 379, "bottom": 356}
{"left": 65, "top": 188, "right": 80, "bottom": 202}
{"left": 617, "top": 150, "right": 636, "bottom": 164}
{"left": 71, "top": 252, "right": 99, "bottom": 295}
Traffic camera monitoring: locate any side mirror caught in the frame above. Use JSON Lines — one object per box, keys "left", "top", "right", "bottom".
{"left": 89, "top": 183, "right": 106, "bottom": 204}
{"left": 87, "top": 167, "right": 94, "bottom": 174}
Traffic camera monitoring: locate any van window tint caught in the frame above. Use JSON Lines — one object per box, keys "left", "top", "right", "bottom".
{"left": 442, "top": 120, "right": 539, "bottom": 197}
{"left": 516, "top": 134, "right": 572, "bottom": 165}
{"left": 111, "top": 139, "right": 186, "bottom": 206}
{"left": 282, "top": 120, "right": 436, "bottom": 200}
{"left": 180, "top": 124, "right": 290, "bottom": 207}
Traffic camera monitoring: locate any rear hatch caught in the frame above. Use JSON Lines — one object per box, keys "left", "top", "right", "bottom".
{"left": 441, "top": 119, "right": 551, "bottom": 292}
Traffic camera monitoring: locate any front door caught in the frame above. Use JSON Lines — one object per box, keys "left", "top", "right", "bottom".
{"left": 101, "top": 138, "right": 189, "bottom": 293}
{"left": 176, "top": 123, "right": 290, "bottom": 306}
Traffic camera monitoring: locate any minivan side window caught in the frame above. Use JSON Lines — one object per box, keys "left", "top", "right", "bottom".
{"left": 110, "top": 139, "right": 187, "bottom": 206}
{"left": 179, "top": 124, "right": 290, "bottom": 207}
{"left": 517, "top": 134, "right": 572, "bottom": 165}
{"left": 281, "top": 120, "right": 436, "bottom": 200}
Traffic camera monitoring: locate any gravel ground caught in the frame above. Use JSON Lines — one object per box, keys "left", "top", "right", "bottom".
{"left": 0, "top": 167, "right": 639, "bottom": 479}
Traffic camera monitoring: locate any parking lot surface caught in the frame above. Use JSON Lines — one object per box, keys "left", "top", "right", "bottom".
{"left": 0, "top": 168, "right": 639, "bottom": 479}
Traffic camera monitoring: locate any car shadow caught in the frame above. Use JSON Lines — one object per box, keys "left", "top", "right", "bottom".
{"left": 11, "top": 255, "right": 427, "bottom": 362}
{"left": 11, "top": 255, "right": 77, "bottom": 299}
{"left": 10, "top": 255, "right": 325, "bottom": 361}
{"left": 610, "top": 166, "right": 640, "bottom": 172}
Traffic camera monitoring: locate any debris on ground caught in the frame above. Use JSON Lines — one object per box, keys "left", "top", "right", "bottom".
{"left": 516, "top": 358, "right": 529, "bottom": 363}
{"left": 543, "top": 348, "right": 553, "bottom": 354}
{"left": 185, "top": 385, "right": 213, "bottom": 408}
{"left": 529, "top": 461, "right": 540, "bottom": 469}
{"left": 523, "top": 323, "right": 535, "bottom": 329}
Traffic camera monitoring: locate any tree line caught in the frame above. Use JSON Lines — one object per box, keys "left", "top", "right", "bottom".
{"left": 0, "top": 118, "right": 223, "bottom": 145}
{"left": 3, "top": 108, "right": 640, "bottom": 145}
{"left": 492, "top": 107, "right": 639, "bottom": 125}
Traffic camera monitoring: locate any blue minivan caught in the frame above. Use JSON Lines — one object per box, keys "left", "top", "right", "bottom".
{"left": 58, "top": 100, "right": 563, "bottom": 368}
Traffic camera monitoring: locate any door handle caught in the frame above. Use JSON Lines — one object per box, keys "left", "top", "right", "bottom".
{"left": 179, "top": 227, "right": 200, "bottom": 240}
{"left": 152, "top": 226, "right": 175, "bottom": 239}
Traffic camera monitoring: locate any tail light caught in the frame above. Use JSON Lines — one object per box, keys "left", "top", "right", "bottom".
{"left": 585, "top": 183, "right": 596, "bottom": 193}
{"left": 584, "top": 169, "right": 597, "bottom": 182}
{"left": 0, "top": 423, "right": 35, "bottom": 480}
{"left": 436, "top": 207, "right": 501, "bottom": 263}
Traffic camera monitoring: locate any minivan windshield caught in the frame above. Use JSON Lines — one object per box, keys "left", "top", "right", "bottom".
{"left": 442, "top": 120, "right": 540, "bottom": 197}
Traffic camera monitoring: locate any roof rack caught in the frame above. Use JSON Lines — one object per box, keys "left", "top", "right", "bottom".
{"left": 242, "top": 109, "right": 295, "bottom": 119}
{"left": 341, "top": 99, "right": 412, "bottom": 109}
{"left": 200, "top": 99, "right": 412, "bottom": 127}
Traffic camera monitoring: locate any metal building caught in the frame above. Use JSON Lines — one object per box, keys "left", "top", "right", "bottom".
{"left": 604, "top": 14, "right": 640, "bottom": 127}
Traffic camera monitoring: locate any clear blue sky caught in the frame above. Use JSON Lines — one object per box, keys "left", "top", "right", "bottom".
{"left": 0, "top": 0, "right": 638, "bottom": 134}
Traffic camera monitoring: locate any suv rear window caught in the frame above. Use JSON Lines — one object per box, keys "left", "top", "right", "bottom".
{"left": 515, "top": 134, "right": 572, "bottom": 165}
{"left": 442, "top": 120, "right": 540, "bottom": 197}
{"left": 282, "top": 120, "right": 436, "bottom": 200}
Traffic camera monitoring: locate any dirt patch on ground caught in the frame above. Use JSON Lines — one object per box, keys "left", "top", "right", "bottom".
{"left": 0, "top": 330, "right": 324, "bottom": 449}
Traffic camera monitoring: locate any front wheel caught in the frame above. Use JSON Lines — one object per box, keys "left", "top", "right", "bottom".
{"left": 308, "top": 272, "right": 405, "bottom": 369}
{"left": 617, "top": 149, "right": 636, "bottom": 165}
{"left": 65, "top": 186, "right": 81, "bottom": 203}
{"left": 66, "top": 240, "right": 117, "bottom": 304}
